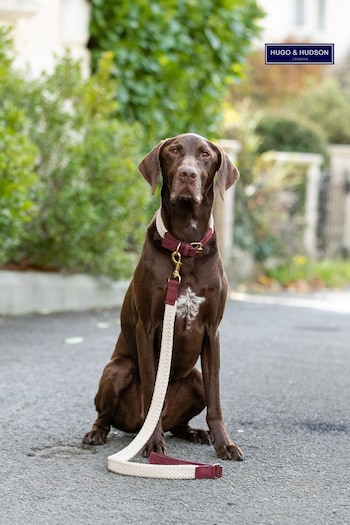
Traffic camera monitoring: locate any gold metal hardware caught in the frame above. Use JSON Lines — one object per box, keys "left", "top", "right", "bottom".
{"left": 169, "top": 244, "right": 183, "bottom": 283}
{"left": 190, "top": 242, "right": 203, "bottom": 252}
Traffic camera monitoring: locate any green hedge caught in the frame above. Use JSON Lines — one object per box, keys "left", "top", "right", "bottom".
{"left": 255, "top": 112, "right": 328, "bottom": 159}
{"left": 0, "top": 28, "right": 149, "bottom": 278}
{"left": 88, "top": 0, "right": 264, "bottom": 143}
{"left": 0, "top": 103, "right": 38, "bottom": 262}
{"left": 232, "top": 110, "right": 329, "bottom": 264}
{"left": 291, "top": 77, "right": 350, "bottom": 145}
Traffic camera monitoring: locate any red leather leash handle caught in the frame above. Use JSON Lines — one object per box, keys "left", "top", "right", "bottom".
{"left": 149, "top": 452, "right": 223, "bottom": 479}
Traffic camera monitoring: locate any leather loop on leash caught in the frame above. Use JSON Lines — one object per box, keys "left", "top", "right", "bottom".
{"left": 149, "top": 453, "right": 222, "bottom": 479}
{"left": 107, "top": 214, "right": 222, "bottom": 479}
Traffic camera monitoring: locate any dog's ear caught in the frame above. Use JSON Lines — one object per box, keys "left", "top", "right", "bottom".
{"left": 215, "top": 146, "right": 240, "bottom": 200}
{"left": 138, "top": 141, "right": 165, "bottom": 194}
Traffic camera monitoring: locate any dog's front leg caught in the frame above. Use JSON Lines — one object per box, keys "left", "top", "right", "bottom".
{"left": 201, "top": 331, "right": 244, "bottom": 461}
{"left": 136, "top": 323, "right": 166, "bottom": 457}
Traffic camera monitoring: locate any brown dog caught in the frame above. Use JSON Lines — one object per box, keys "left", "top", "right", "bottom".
{"left": 83, "top": 133, "right": 244, "bottom": 461}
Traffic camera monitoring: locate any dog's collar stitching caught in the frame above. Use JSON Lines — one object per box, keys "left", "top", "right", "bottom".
{"left": 155, "top": 208, "right": 214, "bottom": 257}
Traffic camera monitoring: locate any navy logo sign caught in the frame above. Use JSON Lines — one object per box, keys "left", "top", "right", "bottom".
{"left": 265, "top": 44, "right": 334, "bottom": 65}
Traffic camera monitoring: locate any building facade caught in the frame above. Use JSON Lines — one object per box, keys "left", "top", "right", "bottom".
{"left": 0, "top": 0, "right": 90, "bottom": 76}
{"left": 258, "top": 0, "right": 350, "bottom": 66}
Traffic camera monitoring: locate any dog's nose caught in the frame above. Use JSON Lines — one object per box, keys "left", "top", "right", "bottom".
{"left": 178, "top": 166, "right": 198, "bottom": 181}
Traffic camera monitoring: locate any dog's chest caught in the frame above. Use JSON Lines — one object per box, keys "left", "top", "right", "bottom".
{"left": 176, "top": 287, "right": 205, "bottom": 329}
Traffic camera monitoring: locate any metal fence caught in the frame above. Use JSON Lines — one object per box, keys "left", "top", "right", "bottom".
{"left": 317, "top": 169, "right": 350, "bottom": 258}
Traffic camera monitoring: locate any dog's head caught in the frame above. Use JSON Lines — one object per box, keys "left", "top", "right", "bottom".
{"left": 138, "top": 133, "right": 239, "bottom": 203}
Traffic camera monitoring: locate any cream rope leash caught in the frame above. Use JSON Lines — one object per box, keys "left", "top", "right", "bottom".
{"left": 107, "top": 212, "right": 222, "bottom": 479}
{"left": 108, "top": 302, "right": 193, "bottom": 479}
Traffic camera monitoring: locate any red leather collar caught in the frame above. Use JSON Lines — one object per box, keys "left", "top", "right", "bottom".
{"left": 155, "top": 208, "right": 214, "bottom": 257}
{"left": 161, "top": 229, "right": 213, "bottom": 256}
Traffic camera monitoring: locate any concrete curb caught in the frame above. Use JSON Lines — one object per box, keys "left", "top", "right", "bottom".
{"left": 0, "top": 271, "right": 129, "bottom": 315}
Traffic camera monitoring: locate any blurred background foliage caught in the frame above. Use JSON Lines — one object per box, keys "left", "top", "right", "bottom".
{"left": 225, "top": 44, "right": 350, "bottom": 288}
{"left": 1, "top": 0, "right": 350, "bottom": 288}
{"left": 254, "top": 113, "right": 329, "bottom": 159}
{"left": 0, "top": 27, "right": 148, "bottom": 277}
{"left": 0, "top": 1, "right": 264, "bottom": 278}
{"left": 0, "top": 103, "right": 38, "bottom": 263}
{"left": 88, "top": 0, "right": 264, "bottom": 144}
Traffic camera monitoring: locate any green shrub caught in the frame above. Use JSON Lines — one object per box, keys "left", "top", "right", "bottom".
{"left": 0, "top": 27, "right": 39, "bottom": 263}
{"left": 232, "top": 110, "right": 329, "bottom": 265}
{"left": 19, "top": 54, "right": 148, "bottom": 278}
{"left": 88, "top": 0, "right": 264, "bottom": 143}
{"left": 262, "top": 255, "right": 350, "bottom": 289}
{"left": 0, "top": 103, "right": 38, "bottom": 262}
{"left": 0, "top": 28, "right": 149, "bottom": 278}
{"left": 255, "top": 112, "right": 328, "bottom": 159}
{"left": 291, "top": 77, "right": 350, "bottom": 145}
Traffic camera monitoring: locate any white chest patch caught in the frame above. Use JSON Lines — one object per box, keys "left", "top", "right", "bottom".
{"left": 176, "top": 287, "right": 205, "bottom": 329}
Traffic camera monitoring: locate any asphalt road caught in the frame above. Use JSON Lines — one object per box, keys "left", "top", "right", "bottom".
{"left": 1, "top": 292, "right": 349, "bottom": 525}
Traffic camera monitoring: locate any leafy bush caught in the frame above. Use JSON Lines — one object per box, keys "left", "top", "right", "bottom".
{"left": 261, "top": 255, "right": 350, "bottom": 289}
{"left": 254, "top": 112, "right": 328, "bottom": 158}
{"left": 0, "top": 28, "right": 149, "bottom": 278}
{"left": 0, "top": 103, "right": 38, "bottom": 262}
{"left": 88, "top": 0, "right": 264, "bottom": 143}
{"left": 231, "top": 110, "right": 329, "bottom": 265}
{"left": 291, "top": 77, "right": 350, "bottom": 144}
{"left": 0, "top": 28, "right": 38, "bottom": 262}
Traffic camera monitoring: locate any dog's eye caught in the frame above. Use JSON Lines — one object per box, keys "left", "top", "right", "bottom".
{"left": 201, "top": 150, "right": 210, "bottom": 158}
{"left": 170, "top": 147, "right": 178, "bottom": 154}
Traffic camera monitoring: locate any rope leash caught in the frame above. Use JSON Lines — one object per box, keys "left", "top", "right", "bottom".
{"left": 107, "top": 212, "right": 222, "bottom": 479}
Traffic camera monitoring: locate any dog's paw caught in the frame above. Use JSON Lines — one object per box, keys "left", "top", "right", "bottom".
{"left": 171, "top": 425, "right": 211, "bottom": 445}
{"left": 187, "top": 428, "right": 212, "bottom": 445}
{"left": 142, "top": 438, "right": 166, "bottom": 458}
{"left": 82, "top": 429, "right": 108, "bottom": 446}
{"left": 215, "top": 442, "right": 244, "bottom": 461}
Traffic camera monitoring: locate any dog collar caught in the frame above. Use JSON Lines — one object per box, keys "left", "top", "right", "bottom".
{"left": 155, "top": 208, "right": 214, "bottom": 256}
